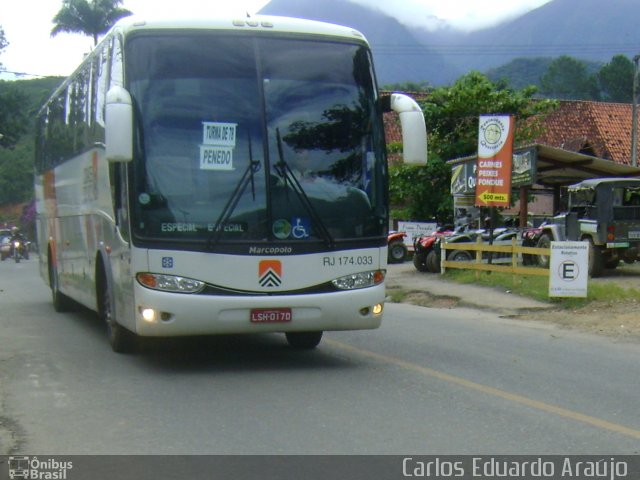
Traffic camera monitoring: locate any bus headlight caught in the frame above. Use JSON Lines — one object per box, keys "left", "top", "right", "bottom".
{"left": 331, "top": 270, "right": 386, "bottom": 290}
{"left": 137, "top": 273, "right": 205, "bottom": 294}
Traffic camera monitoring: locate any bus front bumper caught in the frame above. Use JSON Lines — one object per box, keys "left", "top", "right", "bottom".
{"left": 131, "top": 282, "right": 385, "bottom": 337}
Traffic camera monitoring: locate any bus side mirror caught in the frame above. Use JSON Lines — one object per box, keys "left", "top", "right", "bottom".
{"left": 388, "top": 93, "right": 427, "bottom": 165}
{"left": 105, "top": 86, "right": 134, "bottom": 163}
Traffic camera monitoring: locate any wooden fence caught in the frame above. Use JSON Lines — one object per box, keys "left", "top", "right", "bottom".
{"left": 441, "top": 237, "right": 550, "bottom": 277}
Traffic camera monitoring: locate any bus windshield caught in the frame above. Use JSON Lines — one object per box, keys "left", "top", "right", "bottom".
{"left": 126, "top": 32, "right": 386, "bottom": 249}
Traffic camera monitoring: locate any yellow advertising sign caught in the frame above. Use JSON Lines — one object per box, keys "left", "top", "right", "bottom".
{"left": 475, "top": 115, "right": 514, "bottom": 207}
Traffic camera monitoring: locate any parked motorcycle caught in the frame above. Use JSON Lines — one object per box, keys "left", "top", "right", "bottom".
{"left": 387, "top": 231, "right": 409, "bottom": 264}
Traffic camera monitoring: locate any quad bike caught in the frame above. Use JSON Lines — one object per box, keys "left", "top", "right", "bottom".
{"left": 412, "top": 225, "right": 456, "bottom": 273}
{"left": 387, "top": 231, "right": 409, "bottom": 264}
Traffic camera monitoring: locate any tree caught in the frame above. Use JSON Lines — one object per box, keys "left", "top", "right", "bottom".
{"left": 422, "top": 72, "right": 556, "bottom": 161}
{"left": 486, "top": 57, "right": 553, "bottom": 91}
{"left": 389, "top": 154, "right": 453, "bottom": 224}
{"left": 0, "top": 26, "right": 30, "bottom": 149}
{"left": 51, "top": 0, "right": 132, "bottom": 46}
{"left": 0, "top": 26, "right": 7, "bottom": 71}
{"left": 382, "top": 81, "right": 431, "bottom": 93}
{"left": 0, "top": 86, "right": 29, "bottom": 149}
{"left": 540, "top": 56, "right": 599, "bottom": 100}
{"left": 598, "top": 54, "right": 634, "bottom": 103}
{"left": 0, "top": 77, "right": 64, "bottom": 206}
{"left": 389, "top": 72, "right": 557, "bottom": 224}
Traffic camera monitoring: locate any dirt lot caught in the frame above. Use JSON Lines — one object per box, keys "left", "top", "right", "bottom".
{"left": 525, "top": 264, "right": 640, "bottom": 340}
{"left": 514, "top": 296, "right": 640, "bottom": 340}
{"left": 388, "top": 262, "right": 640, "bottom": 342}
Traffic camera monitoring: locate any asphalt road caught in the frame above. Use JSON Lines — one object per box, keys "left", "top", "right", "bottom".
{"left": 1, "top": 258, "right": 639, "bottom": 455}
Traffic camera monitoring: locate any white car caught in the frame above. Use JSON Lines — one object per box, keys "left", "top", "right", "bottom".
{"left": 0, "top": 235, "right": 11, "bottom": 261}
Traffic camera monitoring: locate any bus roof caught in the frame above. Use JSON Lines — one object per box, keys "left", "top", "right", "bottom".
{"left": 110, "top": 14, "right": 369, "bottom": 44}
{"left": 39, "top": 14, "right": 370, "bottom": 116}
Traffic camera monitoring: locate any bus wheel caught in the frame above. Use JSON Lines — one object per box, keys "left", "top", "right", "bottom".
{"left": 285, "top": 331, "right": 323, "bottom": 350}
{"left": 99, "top": 275, "right": 137, "bottom": 353}
{"left": 49, "top": 256, "right": 73, "bottom": 312}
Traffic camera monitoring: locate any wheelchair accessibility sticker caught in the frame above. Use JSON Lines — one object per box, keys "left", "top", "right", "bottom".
{"left": 291, "top": 217, "right": 310, "bottom": 239}
{"left": 272, "top": 217, "right": 310, "bottom": 239}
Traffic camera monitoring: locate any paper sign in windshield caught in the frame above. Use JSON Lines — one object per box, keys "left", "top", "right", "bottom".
{"left": 200, "top": 122, "right": 237, "bottom": 171}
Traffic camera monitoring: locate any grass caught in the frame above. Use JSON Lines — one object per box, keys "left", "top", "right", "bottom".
{"left": 443, "top": 269, "right": 640, "bottom": 309}
{"left": 385, "top": 286, "right": 411, "bottom": 304}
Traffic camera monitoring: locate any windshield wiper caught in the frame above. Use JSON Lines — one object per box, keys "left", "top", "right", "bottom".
{"left": 274, "top": 128, "right": 334, "bottom": 248}
{"left": 207, "top": 133, "right": 260, "bottom": 250}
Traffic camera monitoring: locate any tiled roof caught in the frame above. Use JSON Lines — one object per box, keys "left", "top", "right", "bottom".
{"left": 534, "top": 100, "right": 636, "bottom": 166}
{"left": 383, "top": 95, "right": 638, "bottom": 167}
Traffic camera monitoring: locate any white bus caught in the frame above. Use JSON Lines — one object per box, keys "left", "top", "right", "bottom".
{"left": 35, "top": 15, "right": 427, "bottom": 352}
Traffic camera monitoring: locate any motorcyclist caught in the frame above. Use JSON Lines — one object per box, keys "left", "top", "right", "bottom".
{"left": 9, "top": 227, "right": 28, "bottom": 259}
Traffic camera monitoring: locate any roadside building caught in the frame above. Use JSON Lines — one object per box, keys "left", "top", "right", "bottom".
{"left": 383, "top": 95, "right": 640, "bottom": 226}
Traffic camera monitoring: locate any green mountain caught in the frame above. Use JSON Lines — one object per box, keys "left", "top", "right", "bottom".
{"left": 259, "top": 0, "right": 461, "bottom": 85}
{"left": 445, "top": 0, "right": 640, "bottom": 75}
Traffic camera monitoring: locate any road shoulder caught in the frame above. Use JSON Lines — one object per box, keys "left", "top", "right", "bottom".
{"left": 385, "top": 263, "right": 640, "bottom": 342}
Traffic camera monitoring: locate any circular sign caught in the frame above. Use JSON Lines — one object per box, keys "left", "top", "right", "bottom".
{"left": 272, "top": 219, "right": 291, "bottom": 239}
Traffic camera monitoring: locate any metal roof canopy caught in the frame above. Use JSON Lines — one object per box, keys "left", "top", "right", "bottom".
{"left": 449, "top": 143, "right": 640, "bottom": 188}
{"left": 534, "top": 145, "right": 640, "bottom": 186}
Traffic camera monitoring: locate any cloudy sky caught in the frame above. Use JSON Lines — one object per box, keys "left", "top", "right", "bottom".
{"left": 1, "top": 0, "right": 551, "bottom": 79}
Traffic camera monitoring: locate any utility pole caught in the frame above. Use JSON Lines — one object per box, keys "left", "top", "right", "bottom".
{"left": 632, "top": 55, "right": 640, "bottom": 168}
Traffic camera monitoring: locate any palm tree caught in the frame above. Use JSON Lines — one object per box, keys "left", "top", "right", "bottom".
{"left": 51, "top": 0, "right": 133, "bottom": 46}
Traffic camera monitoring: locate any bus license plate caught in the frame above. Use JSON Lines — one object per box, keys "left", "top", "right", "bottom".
{"left": 250, "top": 308, "right": 292, "bottom": 323}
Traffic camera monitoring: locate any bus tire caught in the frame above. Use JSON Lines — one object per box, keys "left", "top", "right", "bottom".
{"left": 49, "top": 253, "right": 73, "bottom": 312}
{"left": 285, "top": 331, "right": 323, "bottom": 350}
{"left": 98, "top": 269, "right": 137, "bottom": 354}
